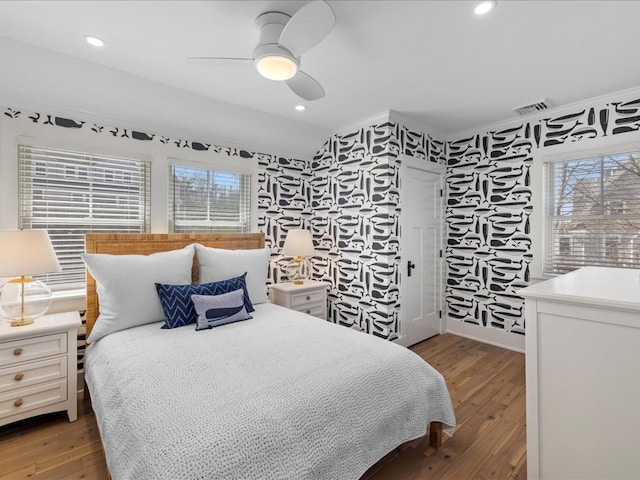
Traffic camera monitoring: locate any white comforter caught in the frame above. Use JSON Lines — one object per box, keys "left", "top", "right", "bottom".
{"left": 85, "top": 303, "right": 455, "bottom": 480}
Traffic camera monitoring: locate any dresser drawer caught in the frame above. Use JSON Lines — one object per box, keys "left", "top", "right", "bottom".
{"left": 292, "top": 302, "right": 324, "bottom": 318}
{"left": 290, "top": 290, "right": 325, "bottom": 307}
{"left": 0, "top": 379, "right": 67, "bottom": 419}
{"left": 0, "top": 357, "right": 67, "bottom": 393}
{"left": 0, "top": 333, "right": 67, "bottom": 366}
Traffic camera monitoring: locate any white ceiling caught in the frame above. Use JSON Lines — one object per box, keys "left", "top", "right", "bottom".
{"left": 0, "top": 0, "right": 639, "bottom": 159}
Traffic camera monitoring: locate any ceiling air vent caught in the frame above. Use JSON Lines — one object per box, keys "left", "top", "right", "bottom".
{"left": 513, "top": 99, "right": 550, "bottom": 116}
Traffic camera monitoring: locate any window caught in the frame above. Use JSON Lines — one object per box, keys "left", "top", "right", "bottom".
{"left": 168, "top": 164, "right": 251, "bottom": 233}
{"left": 544, "top": 150, "right": 640, "bottom": 274}
{"left": 19, "top": 145, "right": 151, "bottom": 289}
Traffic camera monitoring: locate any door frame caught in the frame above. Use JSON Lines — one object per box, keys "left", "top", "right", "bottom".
{"left": 396, "top": 154, "right": 446, "bottom": 347}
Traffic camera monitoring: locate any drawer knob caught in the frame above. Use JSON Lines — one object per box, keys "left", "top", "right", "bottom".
{"left": 306, "top": 310, "right": 311, "bottom": 314}
{"left": 14, "top": 373, "right": 24, "bottom": 381}
{"left": 13, "top": 348, "right": 23, "bottom": 356}
{"left": 14, "top": 399, "right": 24, "bottom": 408}
{"left": 306, "top": 295, "right": 311, "bottom": 301}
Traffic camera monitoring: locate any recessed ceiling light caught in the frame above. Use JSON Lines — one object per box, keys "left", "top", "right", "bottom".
{"left": 84, "top": 35, "right": 105, "bottom": 47}
{"left": 474, "top": 1, "right": 497, "bottom": 15}
{"left": 295, "top": 105, "right": 306, "bottom": 111}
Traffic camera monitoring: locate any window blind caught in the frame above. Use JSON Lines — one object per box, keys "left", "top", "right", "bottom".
{"left": 544, "top": 150, "right": 640, "bottom": 275}
{"left": 18, "top": 145, "right": 151, "bottom": 289}
{"left": 168, "top": 164, "right": 251, "bottom": 233}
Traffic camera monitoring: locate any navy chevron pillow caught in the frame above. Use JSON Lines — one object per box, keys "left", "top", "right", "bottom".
{"left": 192, "top": 289, "right": 252, "bottom": 331}
{"left": 155, "top": 273, "right": 254, "bottom": 329}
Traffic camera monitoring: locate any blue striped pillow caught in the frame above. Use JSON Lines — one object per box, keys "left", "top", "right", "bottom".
{"left": 155, "top": 273, "right": 254, "bottom": 329}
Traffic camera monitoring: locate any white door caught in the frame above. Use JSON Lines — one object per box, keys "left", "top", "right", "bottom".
{"left": 400, "top": 165, "right": 443, "bottom": 346}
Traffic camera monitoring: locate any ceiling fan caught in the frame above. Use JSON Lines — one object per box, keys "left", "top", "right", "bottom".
{"left": 189, "top": 0, "right": 335, "bottom": 101}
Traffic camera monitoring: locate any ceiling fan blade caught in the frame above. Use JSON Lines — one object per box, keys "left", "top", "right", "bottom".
{"left": 279, "top": 0, "right": 335, "bottom": 58}
{"left": 286, "top": 70, "right": 325, "bottom": 101}
{"left": 186, "top": 57, "right": 253, "bottom": 68}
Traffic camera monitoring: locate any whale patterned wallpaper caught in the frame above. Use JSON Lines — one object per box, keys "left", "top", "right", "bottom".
{"left": 257, "top": 154, "right": 314, "bottom": 282}
{"left": 446, "top": 95, "right": 640, "bottom": 335}
{"left": 310, "top": 122, "right": 445, "bottom": 339}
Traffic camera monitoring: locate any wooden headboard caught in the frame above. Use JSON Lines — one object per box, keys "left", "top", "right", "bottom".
{"left": 84, "top": 233, "right": 265, "bottom": 338}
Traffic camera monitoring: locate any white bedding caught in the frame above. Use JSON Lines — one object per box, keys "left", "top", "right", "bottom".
{"left": 85, "top": 303, "right": 455, "bottom": 480}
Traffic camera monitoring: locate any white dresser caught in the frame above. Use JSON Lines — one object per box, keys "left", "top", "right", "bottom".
{"left": 0, "top": 311, "right": 81, "bottom": 426}
{"left": 519, "top": 267, "right": 640, "bottom": 480}
{"left": 269, "top": 281, "right": 329, "bottom": 320}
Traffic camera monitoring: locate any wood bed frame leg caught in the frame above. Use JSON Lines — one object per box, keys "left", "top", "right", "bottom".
{"left": 429, "top": 421, "right": 443, "bottom": 449}
{"left": 83, "top": 382, "right": 92, "bottom": 408}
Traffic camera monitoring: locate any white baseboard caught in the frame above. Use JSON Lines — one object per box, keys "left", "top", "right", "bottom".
{"left": 446, "top": 319, "right": 525, "bottom": 353}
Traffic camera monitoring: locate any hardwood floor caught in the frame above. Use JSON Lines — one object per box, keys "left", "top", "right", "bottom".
{"left": 0, "top": 398, "right": 106, "bottom": 479}
{"left": 363, "top": 334, "right": 527, "bottom": 480}
{"left": 0, "top": 333, "right": 526, "bottom": 480}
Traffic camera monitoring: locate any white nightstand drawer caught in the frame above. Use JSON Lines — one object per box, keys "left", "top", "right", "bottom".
{"left": 292, "top": 302, "right": 324, "bottom": 318}
{"left": 290, "top": 290, "right": 324, "bottom": 307}
{"left": 270, "top": 281, "right": 329, "bottom": 321}
{"left": 0, "top": 333, "right": 67, "bottom": 366}
{"left": 0, "top": 379, "right": 67, "bottom": 418}
{"left": 0, "top": 312, "right": 80, "bottom": 426}
{"left": 0, "top": 357, "right": 67, "bottom": 393}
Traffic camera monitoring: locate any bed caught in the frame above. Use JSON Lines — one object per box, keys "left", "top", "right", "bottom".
{"left": 83, "top": 233, "right": 456, "bottom": 479}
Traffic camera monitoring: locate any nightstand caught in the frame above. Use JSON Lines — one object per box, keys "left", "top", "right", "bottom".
{"left": 269, "top": 281, "right": 329, "bottom": 320}
{"left": 0, "top": 311, "right": 81, "bottom": 427}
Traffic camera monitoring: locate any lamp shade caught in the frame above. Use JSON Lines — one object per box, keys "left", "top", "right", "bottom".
{"left": 0, "top": 229, "right": 61, "bottom": 277}
{"left": 282, "top": 229, "right": 315, "bottom": 257}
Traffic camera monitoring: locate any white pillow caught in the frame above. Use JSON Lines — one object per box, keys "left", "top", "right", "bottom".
{"left": 195, "top": 244, "right": 271, "bottom": 304}
{"left": 82, "top": 245, "right": 195, "bottom": 343}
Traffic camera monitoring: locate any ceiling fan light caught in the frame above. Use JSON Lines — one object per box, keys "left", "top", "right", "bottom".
{"left": 256, "top": 55, "right": 298, "bottom": 81}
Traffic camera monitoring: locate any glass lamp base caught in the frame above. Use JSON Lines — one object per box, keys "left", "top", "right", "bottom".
{"left": 0, "top": 277, "right": 52, "bottom": 327}
{"left": 11, "top": 317, "right": 35, "bottom": 327}
{"left": 287, "top": 257, "right": 308, "bottom": 285}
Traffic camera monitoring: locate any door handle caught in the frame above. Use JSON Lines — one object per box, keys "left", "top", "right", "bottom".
{"left": 407, "top": 260, "right": 416, "bottom": 277}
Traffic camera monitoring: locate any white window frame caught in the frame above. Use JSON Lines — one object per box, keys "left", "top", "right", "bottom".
{"left": 167, "top": 157, "right": 259, "bottom": 233}
{"left": 17, "top": 141, "right": 152, "bottom": 290}
{"left": 168, "top": 159, "right": 254, "bottom": 233}
{"left": 531, "top": 137, "right": 640, "bottom": 279}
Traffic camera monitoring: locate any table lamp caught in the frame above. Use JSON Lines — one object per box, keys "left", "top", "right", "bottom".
{"left": 0, "top": 229, "right": 61, "bottom": 326}
{"left": 282, "top": 229, "right": 315, "bottom": 285}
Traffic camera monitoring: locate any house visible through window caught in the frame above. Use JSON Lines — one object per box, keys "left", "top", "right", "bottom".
{"left": 168, "top": 164, "right": 251, "bottom": 233}
{"left": 544, "top": 150, "right": 640, "bottom": 274}
{"left": 18, "top": 145, "right": 151, "bottom": 289}
{"left": 558, "top": 237, "right": 571, "bottom": 255}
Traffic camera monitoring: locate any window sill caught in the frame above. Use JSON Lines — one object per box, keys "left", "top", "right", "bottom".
{"left": 50, "top": 288, "right": 86, "bottom": 315}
